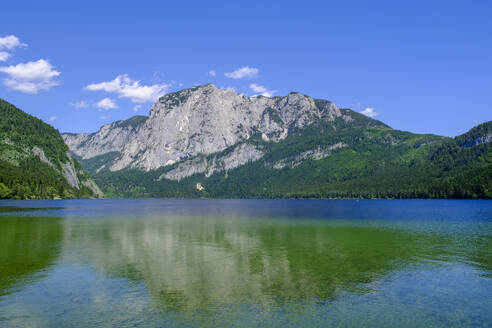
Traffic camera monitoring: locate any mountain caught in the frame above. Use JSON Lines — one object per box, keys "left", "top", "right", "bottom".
{"left": 0, "top": 99, "right": 102, "bottom": 199}
{"left": 63, "top": 84, "right": 350, "bottom": 171}
{"left": 62, "top": 84, "right": 491, "bottom": 199}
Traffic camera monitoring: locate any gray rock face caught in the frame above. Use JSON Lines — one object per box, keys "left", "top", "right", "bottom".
{"left": 268, "top": 143, "right": 347, "bottom": 169}
{"left": 470, "top": 133, "right": 492, "bottom": 146}
{"left": 63, "top": 84, "right": 343, "bottom": 173}
{"left": 32, "top": 147, "right": 103, "bottom": 195}
{"left": 82, "top": 179, "right": 104, "bottom": 198}
{"left": 162, "top": 143, "right": 264, "bottom": 181}
{"left": 32, "top": 146, "right": 80, "bottom": 187}
{"left": 63, "top": 122, "right": 141, "bottom": 164}
{"left": 32, "top": 147, "right": 55, "bottom": 168}
{"left": 61, "top": 162, "right": 79, "bottom": 189}
{"left": 62, "top": 153, "right": 80, "bottom": 189}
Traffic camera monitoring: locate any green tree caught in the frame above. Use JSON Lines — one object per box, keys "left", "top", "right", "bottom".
{"left": 0, "top": 183, "right": 11, "bottom": 198}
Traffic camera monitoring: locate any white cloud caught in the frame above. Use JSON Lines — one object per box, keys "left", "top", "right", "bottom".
{"left": 0, "top": 59, "right": 59, "bottom": 81}
{"left": 99, "top": 115, "right": 111, "bottom": 120}
{"left": 360, "top": 107, "right": 378, "bottom": 118}
{"left": 0, "top": 35, "right": 27, "bottom": 50}
{"left": 224, "top": 66, "right": 259, "bottom": 79}
{"left": 249, "top": 83, "right": 276, "bottom": 97}
{"left": 208, "top": 70, "right": 216, "bottom": 77}
{"left": 0, "top": 52, "right": 11, "bottom": 62}
{"left": 96, "top": 97, "right": 118, "bottom": 110}
{"left": 48, "top": 116, "right": 57, "bottom": 121}
{"left": 71, "top": 101, "right": 88, "bottom": 108}
{"left": 0, "top": 59, "right": 60, "bottom": 93}
{"left": 0, "top": 35, "right": 27, "bottom": 62}
{"left": 133, "top": 104, "right": 141, "bottom": 112}
{"left": 85, "top": 74, "right": 171, "bottom": 103}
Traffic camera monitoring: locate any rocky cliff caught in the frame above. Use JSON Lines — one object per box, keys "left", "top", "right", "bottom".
{"left": 63, "top": 84, "right": 352, "bottom": 176}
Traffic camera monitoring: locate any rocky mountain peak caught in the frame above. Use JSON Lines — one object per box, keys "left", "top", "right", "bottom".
{"left": 63, "top": 85, "right": 345, "bottom": 172}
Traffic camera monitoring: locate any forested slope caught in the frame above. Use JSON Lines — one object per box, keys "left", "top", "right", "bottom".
{"left": 0, "top": 99, "right": 102, "bottom": 199}
{"left": 90, "top": 112, "right": 491, "bottom": 199}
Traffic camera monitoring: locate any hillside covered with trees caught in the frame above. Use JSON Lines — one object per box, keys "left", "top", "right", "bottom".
{"left": 0, "top": 99, "right": 101, "bottom": 199}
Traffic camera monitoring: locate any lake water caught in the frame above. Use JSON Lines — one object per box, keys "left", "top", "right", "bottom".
{"left": 0, "top": 199, "right": 491, "bottom": 327}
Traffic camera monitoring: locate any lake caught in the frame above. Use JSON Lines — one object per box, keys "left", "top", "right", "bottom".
{"left": 0, "top": 199, "right": 491, "bottom": 327}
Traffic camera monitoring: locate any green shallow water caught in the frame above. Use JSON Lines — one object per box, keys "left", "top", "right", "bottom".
{"left": 0, "top": 199, "right": 491, "bottom": 327}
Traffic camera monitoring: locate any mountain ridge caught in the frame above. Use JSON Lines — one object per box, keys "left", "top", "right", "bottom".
{"left": 63, "top": 84, "right": 383, "bottom": 174}
{"left": 63, "top": 84, "right": 345, "bottom": 169}
{"left": 61, "top": 84, "right": 491, "bottom": 199}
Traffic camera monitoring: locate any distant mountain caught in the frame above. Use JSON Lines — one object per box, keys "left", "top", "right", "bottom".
{"left": 0, "top": 99, "right": 102, "bottom": 199}
{"left": 63, "top": 84, "right": 355, "bottom": 171}
{"left": 62, "top": 85, "right": 491, "bottom": 199}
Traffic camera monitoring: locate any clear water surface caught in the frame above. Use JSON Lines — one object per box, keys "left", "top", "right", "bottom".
{"left": 0, "top": 199, "right": 491, "bottom": 327}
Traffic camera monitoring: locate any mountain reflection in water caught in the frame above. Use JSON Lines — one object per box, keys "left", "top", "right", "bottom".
{"left": 61, "top": 215, "right": 458, "bottom": 311}
{"left": 0, "top": 216, "right": 62, "bottom": 296}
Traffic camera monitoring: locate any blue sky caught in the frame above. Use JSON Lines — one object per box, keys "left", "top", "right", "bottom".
{"left": 0, "top": 0, "right": 490, "bottom": 136}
